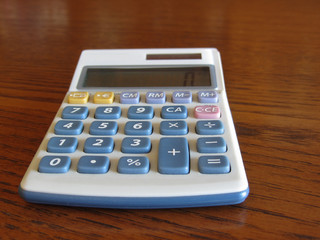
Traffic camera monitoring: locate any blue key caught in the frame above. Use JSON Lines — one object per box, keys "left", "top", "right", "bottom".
{"left": 158, "top": 137, "right": 189, "bottom": 174}
{"left": 54, "top": 120, "right": 83, "bottom": 135}
{"left": 124, "top": 121, "right": 152, "bottom": 135}
{"left": 127, "top": 106, "right": 154, "bottom": 119}
{"left": 118, "top": 157, "right": 149, "bottom": 174}
{"left": 160, "top": 121, "right": 188, "bottom": 135}
{"left": 197, "top": 137, "right": 227, "bottom": 153}
{"left": 196, "top": 120, "right": 224, "bottom": 135}
{"left": 161, "top": 106, "right": 187, "bottom": 119}
{"left": 84, "top": 137, "right": 114, "bottom": 153}
{"left": 90, "top": 121, "right": 118, "bottom": 135}
{"left": 95, "top": 106, "right": 121, "bottom": 119}
{"left": 121, "top": 137, "right": 151, "bottom": 153}
{"left": 78, "top": 156, "right": 110, "bottom": 174}
{"left": 39, "top": 156, "right": 71, "bottom": 173}
{"left": 47, "top": 137, "right": 78, "bottom": 153}
{"left": 198, "top": 156, "right": 230, "bottom": 174}
{"left": 62, "top": 106, "right": 88, "bottom": 119}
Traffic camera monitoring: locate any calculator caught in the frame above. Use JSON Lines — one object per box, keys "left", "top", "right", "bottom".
{"left": 19, "top": 48, "right": 249, "bottom": 208}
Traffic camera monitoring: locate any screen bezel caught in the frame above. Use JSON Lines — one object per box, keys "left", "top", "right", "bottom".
{"left": 76, "top": 65, "right": 217, "bottom": 90}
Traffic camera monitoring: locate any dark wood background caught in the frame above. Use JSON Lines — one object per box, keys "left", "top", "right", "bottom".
{"left": 1, "top": 0, "right": 319, "bottom": 239}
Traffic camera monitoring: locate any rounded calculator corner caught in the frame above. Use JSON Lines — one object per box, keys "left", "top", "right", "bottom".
{"left": 18, "top": 184, "right": 29, "bottom": 202}
{"left": 235, "top": 186, "right": 250, "bottom": 205}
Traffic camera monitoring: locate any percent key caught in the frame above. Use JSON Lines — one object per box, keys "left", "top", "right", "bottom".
{"left": 117, "top": 157, "right": 149, "bottom": 174}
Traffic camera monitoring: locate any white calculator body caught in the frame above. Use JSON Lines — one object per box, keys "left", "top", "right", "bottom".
{"left": 19, "top": 48, "right": 249, "bottom": 208}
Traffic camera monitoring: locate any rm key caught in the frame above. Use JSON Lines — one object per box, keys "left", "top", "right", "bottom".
{"left": 194, "top": 105, "right": 220, "bottom": 119}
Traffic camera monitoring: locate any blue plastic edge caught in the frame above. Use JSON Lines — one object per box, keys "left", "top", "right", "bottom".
{"left": 19, "top": 185, "right": 249, "bottom": 209}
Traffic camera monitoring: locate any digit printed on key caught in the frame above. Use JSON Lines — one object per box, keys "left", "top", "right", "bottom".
{"left": 38, "top": 156, "right": 71, "bottom": 173}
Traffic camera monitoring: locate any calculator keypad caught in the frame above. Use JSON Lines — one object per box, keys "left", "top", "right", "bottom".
{"left": 42, "top": 91, "right": 230, "bottom": 175}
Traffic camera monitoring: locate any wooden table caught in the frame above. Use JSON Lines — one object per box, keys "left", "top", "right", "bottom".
{"left": 1, "top": 0, "right": 319, "bottom": 239}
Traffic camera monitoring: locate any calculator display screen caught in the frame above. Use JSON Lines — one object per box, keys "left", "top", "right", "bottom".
{"left": 80, "top": 67, "right": 212, "bottom": 88}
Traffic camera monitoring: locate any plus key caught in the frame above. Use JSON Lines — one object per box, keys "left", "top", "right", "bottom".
{"left": 158, "top": 137, "right": 189, "bottom": 174}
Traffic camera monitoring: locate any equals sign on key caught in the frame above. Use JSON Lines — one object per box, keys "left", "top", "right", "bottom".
{"left": 207, "top": 158, "right": 221, "bottom": 164}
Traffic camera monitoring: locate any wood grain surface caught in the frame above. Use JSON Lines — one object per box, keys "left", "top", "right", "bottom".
{"left": 1, "top": 0, "right": 319, "bottom": 239}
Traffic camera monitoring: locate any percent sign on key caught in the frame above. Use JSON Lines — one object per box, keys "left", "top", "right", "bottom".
{"left": 127, "top": 159, "right": 141, "bottom": 166}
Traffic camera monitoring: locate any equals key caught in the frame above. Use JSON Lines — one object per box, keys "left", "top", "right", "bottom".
{"left": 198, "top": 156, "right": 230, "bottom": 174}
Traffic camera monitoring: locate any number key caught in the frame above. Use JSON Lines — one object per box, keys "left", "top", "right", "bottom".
{"left": 95, "top": 106, "right": 121, "bottom": 119}
{"left": 62, "top": 106, "right": 88, "bottom": 119}
{"left": 38, "top": 156, "right": 71, "bottom": 173}
{"left": 84, "top": 137, "right": 114, "bottom": 153}
{"left": 127, "top": 106, "right": 154, "bottom": 119}
{"left": 54, "top": 120, "right": 83, "bottom": 135}
{"left": 121, "top": 137, "right": 151, "bottom": 153}
{"left": 47, "top": 137, "right": 78, "bottom": 153}
{"left": 90, "top": 121, "right": 118, "bottom": 135}
{"left": 124, "top": 121, "right": 152, "bottom": 135}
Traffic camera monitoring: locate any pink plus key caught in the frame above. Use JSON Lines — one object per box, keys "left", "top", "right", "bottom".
{"left": 194, "top": 105, "right": 220, "bottom": 119}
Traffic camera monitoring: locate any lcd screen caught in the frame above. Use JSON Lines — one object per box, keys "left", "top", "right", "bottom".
{"left": 79, "top": 67, "right": 212, "bottom": 88}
